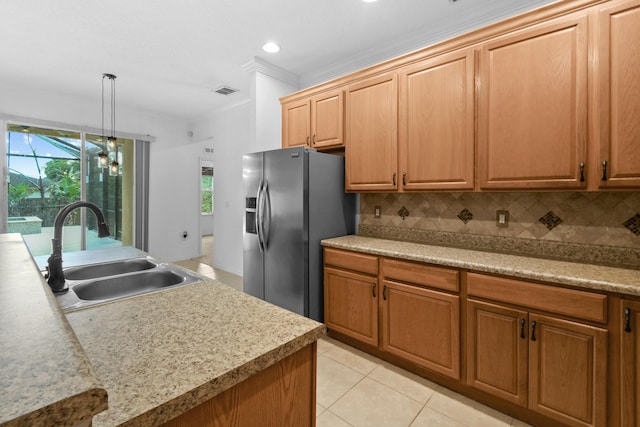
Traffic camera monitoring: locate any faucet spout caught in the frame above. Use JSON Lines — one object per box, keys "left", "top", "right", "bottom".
{"left": 46, "top": 201, "right": 111, "bottom": 293}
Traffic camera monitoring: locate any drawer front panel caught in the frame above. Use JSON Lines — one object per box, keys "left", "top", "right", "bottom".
{"left": 467, "top": 272, "right": 607, "bottom": 323}
{"left": 382, "top": 258, "right": 459, "bottom": 292}
{"left": 324, "top": 247, "right": 378, "bottom": 275}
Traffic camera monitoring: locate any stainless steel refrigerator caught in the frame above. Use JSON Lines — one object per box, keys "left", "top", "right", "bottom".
{"left": 243, "top": 147, "right": 355, "bottom": 322}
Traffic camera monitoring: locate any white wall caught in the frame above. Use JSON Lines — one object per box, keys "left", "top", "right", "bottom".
{"left": 0, "top": 82, "right": 205, "bottom": 263}
{"left": 190, "top": 102, "right": 250, "bottom": 276}
{"left": 253, "top": 71, "right": 297, "bottom": 152}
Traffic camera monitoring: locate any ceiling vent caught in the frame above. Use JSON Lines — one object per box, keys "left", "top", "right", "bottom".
{"left": 213, "top": 86, "right": 238, "bottom": 95}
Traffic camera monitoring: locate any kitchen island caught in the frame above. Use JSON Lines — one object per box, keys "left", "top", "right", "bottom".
{"left": 0, "top": 233, "right": 325, "bottom": 426}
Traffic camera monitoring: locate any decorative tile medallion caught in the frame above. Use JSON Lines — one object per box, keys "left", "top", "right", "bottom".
{"left": 457, "top": 208, "right": 473, "bottom": 224}
{"left": 623, "top": 213, "right": 640, "bottom": 236}
{"left": 539, "top": 211, "right": 563, "bottom": 230}
{"left": 398, "top": 206, "right": 410, "bottom": 221}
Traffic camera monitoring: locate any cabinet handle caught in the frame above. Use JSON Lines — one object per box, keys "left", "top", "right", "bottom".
{"left": 372, "top": 283, "right": 376, "bottom": 298}
{"left": 625, "top": 307, "right": 632, "bottom": 333}
{"left": 531, "top": 320, "right": 537, "bottom": 341}
{"left": 520, "top": 318, "right": 526, "bottom": 339}
{"left": 579, "top": 162, "right": 585, "bottom": 182}
{"left": 602, "top": 160, "right": 608, "bottom": 181}
{"left": 402, "top": 172, "right": 406, "bottom": 187}
{"left": 383, "top": 285, "right": 387, "bottom": 301}
{"left": 306, "top": 136, "right": 309, "bottom": 146}
{"left": 312, "top": 134, "right": 316, "bottom": 145}
{"left": 392, "top": 173, "right": 396, "bottom": 187}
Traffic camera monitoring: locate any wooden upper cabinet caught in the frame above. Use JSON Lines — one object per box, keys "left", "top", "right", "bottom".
{"left": 310, "top": 90, "right": 344, "bottom": 149}
{"left": 345, "top": 73, "right": 398, "bottom": 191}
{"left": 478, "top": 13, "right": 588, "bottom": 190}
{"left": 595, "top": 0, "right": 640, "bottom": 188}
{"left": 282, "top": 100, "right": 310, "bottom": 148}
{"left": 399, "top": 48, "right": 475, "bottom": 191}
{"left": 621, "top": 300, "right": 640, "bottom": 427}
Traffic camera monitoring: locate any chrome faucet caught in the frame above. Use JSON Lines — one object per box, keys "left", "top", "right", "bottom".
{"left": 46, "top": 201, "right": 110, "bottom": 293}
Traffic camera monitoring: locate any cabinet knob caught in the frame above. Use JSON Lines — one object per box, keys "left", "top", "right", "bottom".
{"left": 625, "top": 307, "right": 632, "bottom": 333}
{"left": 602, "top": 160, "right": 608, "bottom": 181}
{"left": 579, "top": 162, "right": 585, "bottom": 183}
{"left": 520, "top": 318, "right": 526, "bottom": 339}
{"left": 372, "top": 283, "right": 376, "bottom": 298}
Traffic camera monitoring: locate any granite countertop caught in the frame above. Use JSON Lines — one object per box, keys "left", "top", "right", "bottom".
{"left": 0, "top": 234, "right": 107, "bottom": 427}
{"left": 1, "top": 235, "right": 325, "bottom": 427}
{"left": 322, "top": 235, "right": 640, "bottom": 297}
{"left": 66, "top": 278, "right": 325, "bottom": 427}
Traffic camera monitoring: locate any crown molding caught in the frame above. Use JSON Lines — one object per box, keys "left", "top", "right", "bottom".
{"left": 241, "top": 57, "right": 299, "bottom": 87}
{"left": 300, "top": 0, "right": 555, "bottom": 88}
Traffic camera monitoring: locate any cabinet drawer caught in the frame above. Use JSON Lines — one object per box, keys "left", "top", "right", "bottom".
{"left": 382, "top": 258, "right": 459, "bottom": 292}
{"left": 467, "top": 272, "right": 607, "bottom": 323}
{"left": 324, "top": 248, "right": 378, "bottom": 275}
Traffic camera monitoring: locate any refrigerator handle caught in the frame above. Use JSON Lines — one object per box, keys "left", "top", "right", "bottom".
{"left": 256, "top": 179, "right": 265, "bottom": 253}
{"left": 263, "top": 180, "right": 271, "bottom": 249}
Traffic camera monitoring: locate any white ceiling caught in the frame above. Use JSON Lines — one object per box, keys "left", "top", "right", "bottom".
{"left": 0, "top": 0, "right": 555, "bottom": 122}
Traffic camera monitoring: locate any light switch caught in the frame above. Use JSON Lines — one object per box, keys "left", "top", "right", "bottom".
{"left": 374, "top": 206, "right": 381, "bottom": 218}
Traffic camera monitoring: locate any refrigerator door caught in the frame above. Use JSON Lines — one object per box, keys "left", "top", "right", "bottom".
{"left": 263, "top": 147, "right": 307, "bottom": 316}
{"left": 242, "top": 152, "right": 265, "bottom": 299}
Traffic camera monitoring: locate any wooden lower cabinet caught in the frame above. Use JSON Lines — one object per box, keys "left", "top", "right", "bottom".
{"left": 467, "top": 300, "right": 528, "bottom": 406}
{"left": 621, "top": 300, "right": 640, "bottom": 426}
{"left": 529, "top": 314, "right": 608, "bottom": 427}
{"left": 382, "top": 280, "right": 460, "bottom": 379}
{"left": 324, "top": 266, "right": 378, "bottom": 346}
{"left": 467, "top": 299, "right": 608, "bottom": 427}
{"left": 162, "top": 343, "right": 317, "bottom": 427}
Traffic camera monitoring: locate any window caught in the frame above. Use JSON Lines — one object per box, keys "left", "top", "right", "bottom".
{"left": 201, "top": 166, "right": 213, "bottom": 215}
{"left": 5, "top": 124, "right": 134, "bottom": 255}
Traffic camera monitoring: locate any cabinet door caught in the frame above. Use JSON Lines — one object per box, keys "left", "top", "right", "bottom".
{"left": 382, "top": 280, "right": 460, "bottom": 379}
{"left": 596, "top": 0, "right": 640, "bottom": 188}
{"left": 398, "top": 48, "right": 475, "bottom": 190}
{"left": 478, "top": 13, "right": 588, "bottom": 190}
{"left": 324, "top": 267, "right": 378, "bottom": 346}
{"left": 528, "top": 313, "right": 607, "bottom": 427}
{"left": 282, "top": 100, "right": 310, "bottom": 148}
{"left": 345, "top": 73, "right": 398, "bottom": 191}
{"left": 466, "top": 299, "right": 528, "bottom": 406}
{"left": 311, "top": 90, "right": 344, "bottom": 149}
{"left": 621, "top": 300, "right": 640, "bottom": 427}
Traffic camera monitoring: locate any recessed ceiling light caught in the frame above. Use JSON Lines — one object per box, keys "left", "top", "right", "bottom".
{"left": 262, "top": 42, "right": 280, "bottom": 53}
{"left": 362, "top": 0, "right": 377, "bottom": 3}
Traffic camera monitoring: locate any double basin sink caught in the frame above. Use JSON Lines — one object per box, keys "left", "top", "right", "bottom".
{"left": 54, "top": 257, "right": 203, "bottom": 311}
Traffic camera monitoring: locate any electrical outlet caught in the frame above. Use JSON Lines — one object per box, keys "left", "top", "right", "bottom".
{"left": 374, "top": 206, "right": 381, "bottom": 218}
{"left": 496, "top": 210, "right": 509, "bottom": 227}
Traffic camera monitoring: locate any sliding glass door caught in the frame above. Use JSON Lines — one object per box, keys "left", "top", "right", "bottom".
{"left": 5, "top": 124, "right": 132, "bottom": 256}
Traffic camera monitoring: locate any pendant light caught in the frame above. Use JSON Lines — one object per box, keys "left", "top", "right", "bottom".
{"left": 99, "top": 73, "right": 118, "bottom": 169}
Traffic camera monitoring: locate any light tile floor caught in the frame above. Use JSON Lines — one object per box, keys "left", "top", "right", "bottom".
{"left": 174, "top": 236, "right": 243, "bottom": 291}
{"left": 179, "top": 237, "right": 531, "bottom": 427}
{"left": 316, "top": 336, "right": 533, "bottom": 427}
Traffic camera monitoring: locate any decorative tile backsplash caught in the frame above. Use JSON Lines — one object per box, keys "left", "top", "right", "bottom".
{"left": 360, "top": 192, "right": 640, "bottom": 249}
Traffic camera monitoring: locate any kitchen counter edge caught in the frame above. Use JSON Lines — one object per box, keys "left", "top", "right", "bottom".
{"left": 322, "top": 235, "right": 640, "bottom": 297}
{"left": 0, "top": 234, "right": 107, "bottom": 427}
